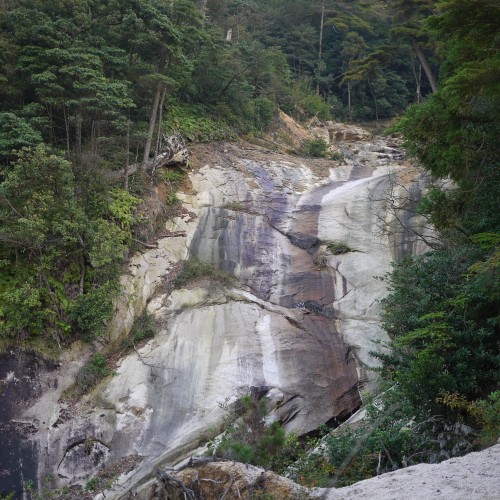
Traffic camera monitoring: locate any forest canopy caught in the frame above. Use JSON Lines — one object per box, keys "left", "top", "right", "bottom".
{"left": 0, "top": 0, "right": 442, "bottom": 347}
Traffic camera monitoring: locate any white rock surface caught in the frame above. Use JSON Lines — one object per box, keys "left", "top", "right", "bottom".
{"left": 17, "top": 128, "right": 429, "bottom": 497}
{"left": 318, "top": 443, "right": 500, "bottom": 499}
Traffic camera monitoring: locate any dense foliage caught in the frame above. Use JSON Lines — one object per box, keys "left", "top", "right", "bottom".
{"left": 0, "top": 1, "right": 497, "bottom": 488}
{"left": 382, "top": 0, "right": 499, "bottom": 427}
{"left": 319, "top": 0, "right": 499, "bottom": 486}
{"left": 0, "top": 0, "right": 442, "bottom": 347}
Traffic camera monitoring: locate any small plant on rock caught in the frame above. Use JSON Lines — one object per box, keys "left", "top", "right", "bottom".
{"left": 174, "top": 257, "right": 235, "bottom": 288}
{"left": 74, "top": 353, "right": 111, "bottom": 396}
{"left": 327, "top": 242, "right": 352, "bottom": 255}
{"left": 313, "top": 249, "right": 328, "bottom": 269}
{"left": 216, "top": 393, "right": 285, "bottom": 469}
{"left": 126, "top": 311, "right": 156, "bottom": 348}
{"left": 302, "top": 138, "right": 329, "bottom": 158}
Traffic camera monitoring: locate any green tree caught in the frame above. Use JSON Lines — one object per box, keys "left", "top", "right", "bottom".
{"left": 0, "top": 112, "right": 42, "bottom": 159}
{"left": 378, "top": 0, "right": 500, "bottom": 450}
{"left": 390, "top": 0, "right": 439, "bottom": 93}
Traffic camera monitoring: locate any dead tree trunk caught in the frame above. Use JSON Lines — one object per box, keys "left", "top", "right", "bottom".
{"left": 142, "top": 49, "right": 167, "bottom": 172}
{"left": 109, "top": 135, "right": 188, "bottom": 182}
{"left": 141, "top": 81, "right": 165, "bottom": 172}
{"left": 411, "top": 38, "right": 438, "bottom": 93}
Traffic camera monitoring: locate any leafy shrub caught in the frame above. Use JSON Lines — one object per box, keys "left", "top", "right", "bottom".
{"left": 272, "top": 430, "right": 334, "bottom": 487}
{"left": 174, "top": 258, "right": 234, "bottom": 288}
{"left": 84, "top": 477, "right": 99, "bottom": 492}
{"left": 161, "top": 169, "right": 184, "bottom": 184}
{"left": 378, "top": 245, "right": 499, "bottom": 415}
{"left": 323, "top": 388, "right": 475, "bottom": 487}
{"left": 75, "top": 353, "right": 110, "bottom": 396}
{"left": 439, "top": 391, "right": 500, "bottom": 446}
{"left": 68, "top": 282, "right": 118, "bottom": 340}
{"left": 286, "top": 78, "right": 331, "bottom": 121}
{"left": 303, "top": 94, "right": 331, "bottom": 120}
{"left": 252, "top": 97, "right": 276, "bottom": 131}
{"left": 123, "top": 311, "right": 156, "bottom": 349}
{"left": 108, "top": 189, "right": 142, "bottom": 234}
{"left": 163, "top": 104, "right": 235, "bottom": 142}
{"left": 301, "top": 138, "right": 329, "bottom": 158}
{"left": 214, "top": 394, "right": 334, "bottom": 486}
{"left": 0, "top": 112, "right": 42, "bottom": 159}
{"left": 327, "top": 242, "right": 352, "bottom": 255}
{"left": 328, "top": 150, "right": 344, "bottom": 161}
{"left": 216, "top": 394, "right": 285, "bottom": 469}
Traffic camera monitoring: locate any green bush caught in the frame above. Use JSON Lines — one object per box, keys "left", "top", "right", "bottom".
{"left": 439, "top": 391, "right": 500, "bottom": 446}
{"left": 174, "top": 258, "right": 234, "bottom": 288}
{"left": 163, "top": 104, "right": 235, "bottom": 142}
{"left": 252, "top": 97, "right": 276, "bottom": 131}
{"left": 303, "top": 94, "right": 331, "bottom": 120}
{"left": 0, "top": 112, "right": 42, "bottom": 159}
{"left": 301, "top": 138, "right": 329, "bottom": 158}
{"left": 324, "top": 388, "right": 465, "bottom": 487}
{"left": 161, "top": 169, "right": 185, "bottom": 184}
{"left": 378, "top": 244, "right": 499, "bottom": 414}
{"left": 216, "top": 394, "right": 286, "bottom": 469}
{"left": 123, "top": 311, "right": 156, "bottom": 349}
{"left": 75, "top": 353, "right": 110, "bottom": 396}
{"left": 108, "top": 189, "right": 142, "bottom": 235}
{"left": 214, "top": 394, "right": 338, "bottom": 487}
{"left": 287, "top": 78, "right": 331, "bottom": 121}
{"left": 327, "top": 242, "right": 352, "bottom": 255}
{"left": 84, "top": 477, "right": 99, "bottom": 492}
{"left": 276, "top": 436, "right": 334, "bottom": 487}
{"left": 68, "top": 282, "right": 117, "bottom": 340}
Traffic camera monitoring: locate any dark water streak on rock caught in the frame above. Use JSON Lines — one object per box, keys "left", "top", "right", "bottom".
{"left": 0, "top": 351, "right": 56, "bottom": 497}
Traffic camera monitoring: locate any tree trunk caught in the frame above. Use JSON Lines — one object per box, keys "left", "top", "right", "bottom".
{"left": 63, "top": 103, "right": 70, "bottom": 156}
{"left": 47, "top": 104, "right": 54, "bottom": 145}
{"left": 155, "top": 86, "right": 167, "bottom": 159}
{"left": 411, "top": 38, "right": 438, "bottom": 93}
{"left": 152, "top": 87, "right": 167, "bottom": 180}
{"left": 368, "top": 79, "right": 379, "bottom": 122}
{"left": 91, "top": 118, "right": 96, "bottom": 155}
{"left": 142, "top": 48, "right": 167, "bottom": 173}
{"left": 317, "top": 0, "right": 325, "bottom": 94}
{"left": 199, "top": 0, "right": 208, "bottom": 16}
{"left": 412, "top": 61, "right": 422, "bottom": 103}
{"left": 142, "top": 81, "right": 164, "bottom": 172}
{"left": 75, "top": 107, "right": 82, "bottom": 157}
{"left": 347, "top": 83, "right": 352, "bottom": 122}
{"left": 124, "top": 118, "right": 130, "bottom": 191}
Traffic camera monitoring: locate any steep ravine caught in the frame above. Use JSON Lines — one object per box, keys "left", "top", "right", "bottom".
{"left": 1, "top": 123, "right": 429, "bottom": 498}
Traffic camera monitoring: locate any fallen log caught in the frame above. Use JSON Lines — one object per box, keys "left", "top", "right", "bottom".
{"left": 106, "top": 135, "right": 189, "bottom": 181}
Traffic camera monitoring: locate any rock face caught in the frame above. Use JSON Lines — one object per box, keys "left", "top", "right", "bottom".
{"left": 1, "top": 123, "right": 429, "bottom": 497}
{"left": 0, "top": 351, "right": 56, "bottom": 497}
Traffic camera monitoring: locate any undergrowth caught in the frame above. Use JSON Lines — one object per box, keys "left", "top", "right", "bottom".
{"left": 72, "top": 353, "right": 111, "bottom": 398}
{"left": 174, "top": 257, "right": 235, "bottom": 288}
{"left": 121, "top": 311, "right": 156, "bottom": 350}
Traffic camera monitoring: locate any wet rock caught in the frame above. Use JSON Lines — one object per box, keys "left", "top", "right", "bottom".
{"left": 15, "top": 128, "right": 429, "bottom": 497}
